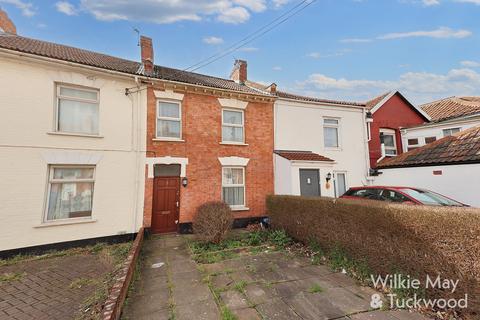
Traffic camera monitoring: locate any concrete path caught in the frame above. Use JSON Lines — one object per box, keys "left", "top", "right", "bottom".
{"left": 122, "top": 234, "right": 430, "bottom": 320}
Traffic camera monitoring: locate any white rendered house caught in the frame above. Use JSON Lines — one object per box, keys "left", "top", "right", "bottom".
{"left": 272, "top": 91, "right": 372, "bottom": 198}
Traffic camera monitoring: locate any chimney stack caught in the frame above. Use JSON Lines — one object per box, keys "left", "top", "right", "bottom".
{"left": 140, "top": 36, "right": 154, "bottom": 76}
{"left": 0, "top": 8, "right": 17, "bottom": 34}
{"left": 230, "top": 60, "right": 247, "bottom": 84}
{"left": 268, "top": 83, "right": 277, "bottom": 95}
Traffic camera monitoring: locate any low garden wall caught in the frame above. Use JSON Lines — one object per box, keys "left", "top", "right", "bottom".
{"left": 267, "top": 195, "right": 480, "bottom": 316}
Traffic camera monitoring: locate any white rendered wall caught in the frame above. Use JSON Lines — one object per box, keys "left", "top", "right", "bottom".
{"left": 373, "top": 164, "right": 480, "bottom": 207}
{"left": 402, "top": 118, "right": 480, "bottom": 151}
{"left": 0, "top": 54, "right": 146, "bottom": 251}
{"left": 274, "top": 99, "right": 370, "bottom": 196}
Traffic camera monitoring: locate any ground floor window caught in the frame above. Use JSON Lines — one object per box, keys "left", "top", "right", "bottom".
{"left": 45, "top": 166, "right": 95, "bottom": 221}
{"left": 222, "top": 167, "right": 245, "bottom": 208}
{"left": 334, "top": 172, "right": 347, "bottom": 197}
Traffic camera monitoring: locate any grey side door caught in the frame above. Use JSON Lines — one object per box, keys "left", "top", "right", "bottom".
{"left": 299, "top": 169, "right": 321, "bottom": 197}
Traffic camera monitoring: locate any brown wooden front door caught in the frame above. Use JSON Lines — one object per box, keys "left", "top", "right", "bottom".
{"left": 152, "top": 177, "right": 180, "bottom": 233}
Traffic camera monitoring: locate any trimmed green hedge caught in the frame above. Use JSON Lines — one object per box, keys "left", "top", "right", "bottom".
{"left": 267, "top": 195, "right": 480, "bottom": 316}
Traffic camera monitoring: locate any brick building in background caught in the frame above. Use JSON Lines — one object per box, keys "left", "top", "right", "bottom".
{"left": 365, "top": 91, "right": 430, "bottom": 168}
{"left": 140, "top": 38, "right": 275, "bottom": 233}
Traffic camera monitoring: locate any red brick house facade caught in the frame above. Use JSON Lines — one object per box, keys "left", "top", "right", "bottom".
{"left": 366, "top": 91, "right": 430, "bottom": 168}
{"left": 140, "top": 39, "right": 275, "bottom": 233}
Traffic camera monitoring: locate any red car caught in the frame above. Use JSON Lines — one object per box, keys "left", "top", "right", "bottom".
{"left": 341, "top": 186, "right": 468, "bottom": 207}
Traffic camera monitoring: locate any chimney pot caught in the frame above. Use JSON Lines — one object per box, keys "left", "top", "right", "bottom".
{"left": 230, "top": 59, "right": 247, "bottom": 84}
{"left": 140, "top": 36, "right": 154, "bottom": 76}
{"left": 0, "top": 8, "right": 17, "bottom": 35}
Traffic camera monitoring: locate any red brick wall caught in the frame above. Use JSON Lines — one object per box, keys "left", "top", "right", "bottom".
{"left": 144, "top": 87, "right": 274, "bottom": 226}
{"left": 369, "top": 94, "right": 427, "bottom": 167}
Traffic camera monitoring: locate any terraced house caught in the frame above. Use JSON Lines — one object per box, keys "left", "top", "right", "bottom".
{"left": 142, "top": 46, "right": 275, "bottom": 233}
{"left": 0, "top": 10, "right": 275, "bottom": 254}
{"left": 0, "top": 16, "right": 146, "bottom": 254}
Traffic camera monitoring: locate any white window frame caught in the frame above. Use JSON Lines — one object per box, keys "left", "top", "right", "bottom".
{"left": 323, "top": 117, "right": 341, "bottom": 149}
{"left": 156, "top": 100, "right": 182, "bottom": 140}
{"left": 222, "top": 108, "right": 245, "bottom": 144}
{"left": 333, "top": 171, "right": 348, "bottom": 198}
{"left": 380, "top": 128, "right": 397, "bottom": 156}
{"left": 221, "top": 166, "right": 246, "bottom": 209}
{"left": 44, "top": 165, "right": 95, "bottom": 223}
{"left": 424, "top": 136, "right": 437, "bottom": 144}
{"left": 55, "top": 84, "right": 100, "bottom": 135}
{"left": 406, "top": 137, "right": 420, "bottom": 151}
{"left": 442, "top": 127, "right": 461, "bottom": 137}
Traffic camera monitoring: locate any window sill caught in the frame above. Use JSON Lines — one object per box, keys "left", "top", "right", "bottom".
{"left": 220, "top": 142, "right": 248, "bottom": 146}
{"left": 325, "top": 147, "right": 342, "bottom": 151}
{"left": 34, "top": 218, "right": 97, "bottom": 228}
{"left": 47, "top": 132, "right": 103, "bottom": 138}
{"left": 153, "top": 138, "right": 185, "bottom": 142}
{"left": 230, "top": 206, "right": 250, "bottom": 211}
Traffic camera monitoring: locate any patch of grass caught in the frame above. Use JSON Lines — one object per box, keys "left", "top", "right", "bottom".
{"left": 245, "top": 264, "right": 257, "bottom": 274}
{"left": 221, "top": 306, "right": 238, "bottom": 320}
{"left": 69, "top": 278, "right": 97, "bottom": 289}
{"left": 194, "top": 250, "right": 239, "bottom": 264}
{"left": 233, "top": 280, "right": 247, "bottom": 293}
{"left": 307, "top": 283, "right": 323, "bottom": 294}
{"left": 0, "top": 272, "right": 25, "bottom": 283}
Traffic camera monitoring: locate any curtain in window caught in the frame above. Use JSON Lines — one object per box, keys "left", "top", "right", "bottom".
{"left": 157, "top": 120, "right": 181, "bottom": 138}
{"left": 324, "top": 127, "right": 338, "bottom": 147}
{"left": 222, "top": 126, "right": 243, "bottom": 142}
{"left": 223, "top": 187, "right": 244, "bottom": 206}
{"left": 58, "top": 99, "right": 99, "bottom": 134}
{"left": 158, "top": 102, "right": 180, "bottom": 118}
{"left": 47, "top": 182, "right": 93, "bottom": 220}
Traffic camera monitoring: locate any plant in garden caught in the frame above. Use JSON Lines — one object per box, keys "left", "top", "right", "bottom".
{"left": 193, "top": 201, "right": 233, "bottom": 244}
{"left": 308, "top": 283, "right": 323, "bottom": 294}
{"left": 267, "top": 229, "right": 292, "bottom": 249}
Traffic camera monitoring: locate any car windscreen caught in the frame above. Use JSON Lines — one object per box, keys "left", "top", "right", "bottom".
{"left": 400, "top": 189, "right": 464, "bottom": 206}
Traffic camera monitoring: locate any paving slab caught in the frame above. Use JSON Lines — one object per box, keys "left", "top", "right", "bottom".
{"left": 256, "top": 297, "right": 303, "bottom": 319}
{"left": 283, "top": 291, "right": 346, "bottom": 320}
{"left": 175, "top": 298, "right": 220, "bottom": 320}
{"left": 232, "top": 307, "right": 262, "bottom": 320}
{"left": 220, "top": 290, "right": 249, "bottom": 310}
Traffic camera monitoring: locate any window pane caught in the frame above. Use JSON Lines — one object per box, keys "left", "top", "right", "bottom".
{"left": 223, "top": 110, "right": 243, "bottom": 125}
{"left": 54, "top": 168, "right": 94, "bottom": 180}
{"left": 324, "top": 127, "right": 338, "bottom": 148}
{"left": 58, "top": 99, "right": 99, "bottom": 134}
{"left": 407, "top": 138, "right": 418, "bottom": 145}
{"left": 223, "top": 187, "right": 244, "bottom": 206}
{"left": 382, "top": 134, "right": 395, "bottom": 147}
{"left": 385, "top": 149, "right": 397, "bottom": 155}
{"left": 60, "top": 87, "right": 98, "bottom": 101}
{"left": 443, "top": 128, "right": 460, "bottom": 137}
{"left": 222, "top": 126, "right": 243, "bottom": 142}
{"left": 159, "top": 102, "right": 180, "bottom": 118}
{"left": 324, "top": 118, "right": 338, "bottom": 125}
{"left": 47, "top": 182, "right": 93, "bottom": 220}
{"left": 157, "top": 119, "right": 181, "bottom": 138}
{"left": 223, "top": 168, "right": 243, "bottom": 185}
{"left": 336, "top": 173, "right": 346, "bottom": 196}
{"left": 425, "top": 136, "right": 437, "bottom": 144}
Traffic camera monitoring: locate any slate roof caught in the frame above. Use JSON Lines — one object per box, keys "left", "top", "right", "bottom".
{"left": 274, "top": 150, "right": 334, "bottom": 162}
{"left": 0, "top": 33, "right": 268, "bottom": 96}
{"left": 420, "top": 96, "right": 480, "bottom": 122}
{"left": 377, "top": 126, "right": 480, "bottom": 168}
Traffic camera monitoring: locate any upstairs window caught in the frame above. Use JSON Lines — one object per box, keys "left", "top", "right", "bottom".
{"left": 443, "top": 128, "right": 460, "bottom": 137}
{"left": 323, "top": 118, "right": 340, "bottom": 148}
{"left": 407, "top": 138, "right": 420, "bottom": 151}
{"left": 157, "top": 101, "right": 181, "bottom": 139}
{"left": 57, "top": 85, "right": 99, "bottom": 135}
{"left": 222, "top": 109, "right": 244, "bottom": 143}
{"left": 46, "top": 167, "right": 95, "bottom": 221}
{"left": 380, "top": 129, "right": 397, "bottom": 156}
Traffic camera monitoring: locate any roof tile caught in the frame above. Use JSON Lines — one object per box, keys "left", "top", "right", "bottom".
{"left": 421, "top": 96, "right": 480, "bottom": 122}
{"left": 274, "top": 150, "right": 335, "bottom": 162}
{"left": 377, "top": 126, "right": 480, "bottom": 168}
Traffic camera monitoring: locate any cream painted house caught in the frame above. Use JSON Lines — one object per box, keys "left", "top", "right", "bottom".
{"left": 0, "top": 33, "right": 147, "bottom": 253}
{"left": 272, "top": 91, "right": 372, "bottom": 197}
